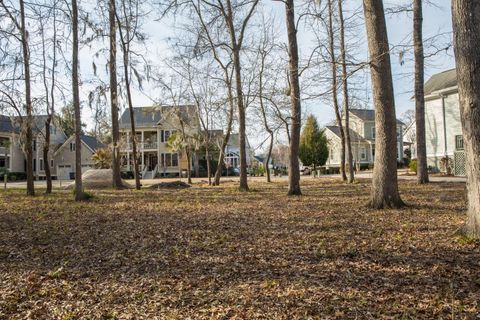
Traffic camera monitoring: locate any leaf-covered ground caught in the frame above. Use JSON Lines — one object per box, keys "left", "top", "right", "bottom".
{"left": 0, "top": 179, "right": 479, "bottom": 319}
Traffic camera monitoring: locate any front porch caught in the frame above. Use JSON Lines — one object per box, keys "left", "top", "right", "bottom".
{"left": 121, "top": 151, "right": 183, "bottom": 179}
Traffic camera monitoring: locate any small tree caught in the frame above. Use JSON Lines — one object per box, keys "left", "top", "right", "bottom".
{"left": 298, "top": 115, "right": 329, "bottom": 171}
{"left": 92, "top": 148, "right": 112, "bottom": 169}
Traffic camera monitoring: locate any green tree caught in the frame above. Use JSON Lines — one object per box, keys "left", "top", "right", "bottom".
{"left": 298, "top": 115, "right": 328, "bottom": 171}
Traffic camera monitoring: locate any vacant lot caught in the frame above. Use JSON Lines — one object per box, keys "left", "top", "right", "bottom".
{"left": 0, "top": 179, "right": 478, "bottom": 319}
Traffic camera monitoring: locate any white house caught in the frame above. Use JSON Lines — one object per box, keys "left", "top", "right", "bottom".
{"left": 325, "top": 109, "right": 404, "bottom": 169}
{"left": 409, "top": 68, "right": 465, "bottom": 176}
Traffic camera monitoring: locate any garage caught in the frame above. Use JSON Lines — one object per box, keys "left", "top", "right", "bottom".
{"left": 57, "top": 164, "right": 72, "bottom": 180}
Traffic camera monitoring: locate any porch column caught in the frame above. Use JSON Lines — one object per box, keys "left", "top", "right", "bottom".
{"left": 9, "top": 138, "right": 13, "bottom": 171}
{"left": 126, "top": 151, "right": 130, "bottom": 171}
{"left": 141, "top": 131, "right": 144, "bottom": 150}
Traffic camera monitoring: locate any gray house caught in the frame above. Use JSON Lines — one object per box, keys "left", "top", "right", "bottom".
{"left": 0, "top": 115, "right": 68, "bottom": 179}
{"left": 325, "top": 109, "right": 404, "bottom": 169}
{"left": 53, "top": 135, "right": 105, "bottom": 180}
{"left": 409, "top": 68, "right": 465, "bottom": 175}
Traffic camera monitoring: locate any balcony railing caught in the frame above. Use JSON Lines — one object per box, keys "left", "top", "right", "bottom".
{"left": 123, "top": 141, "right": 159, "bottom": 150}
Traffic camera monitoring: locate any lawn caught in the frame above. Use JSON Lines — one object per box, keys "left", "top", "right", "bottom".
{"left": 0, "top": 179, "right": 479, "bottom": 319}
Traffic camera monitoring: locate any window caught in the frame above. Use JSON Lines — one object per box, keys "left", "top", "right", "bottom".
{"left": 164, "top": 130, "right": 171, "bottom": 142}
{"left": 50, "top": 159, "right": 54, "bottom": 168}
{"left": 455, "top": 135, "right": 464, "bottom": 150}
{"left": 0, "top": 158, "right": 5, "bottom": 168}
{"left": 33, "top": 139, "right": 36, "bottom": 151}
{"left": 50, "top": 126, "right": 56, "bottom": 135}
{"left": 160, "top": 153, "right": 178, "bottom": 167}
{"left": 70, "top": 142, "right": 75, "bottom": 152}
{"left": 172, "top": 153, "right": 178, "bottom": 167}
{"left": 40, "top": 159, "right": 44, "bottom": 171}
{"left": 360, "top": 147, "right": 366, "bottom": 160}
{"left": 33, "top": 159, "right": 36, "bottom": 171}
{"left": 371, "top": 127, "right": 375, "bottom": 139}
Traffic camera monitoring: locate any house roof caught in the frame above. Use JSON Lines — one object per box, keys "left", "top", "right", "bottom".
{"left": 81, "top": 135, "right": 105, "bottom": 151}
{"left": 349, "top": 108, "right": 404, "bottom": 125}
{"left": 0, "top": 115, "right": 14, "bottom": 133}
{"left": 326, "top": 125, "right": 367, "bottom": 143}
{"left": 55, "top": 134, "right": 105, "bottom": 156}
{"left": 119, "top": 105, "right": 197, "bottom": 129}
{"left": 424, "top": 68, "right": 457, "bottom": 96}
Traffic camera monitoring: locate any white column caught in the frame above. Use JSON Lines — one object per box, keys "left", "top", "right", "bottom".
{"left": 141, "top": 131, "right": 144, "bottom": 150}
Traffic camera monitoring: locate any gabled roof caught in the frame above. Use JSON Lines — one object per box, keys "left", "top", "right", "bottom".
{"left": 55, "top": 134, "right": 105, "bottom": 155}
{"left": 81, "top": 135, "right": 105, "bottom": 151}
{"left": 119, "top": 105, "right": 197, "bottom": 129}
{"left": 349, "top": 109, "right": 404, "bottom": 125}
{"left": 424, "top": 68, "right": 457, "bottom": 96}
{"left": 326, "top": 126, "right": 367, "bottom": 143}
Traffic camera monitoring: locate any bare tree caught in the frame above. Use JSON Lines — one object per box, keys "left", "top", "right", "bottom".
{"left": 451, "top": 0, "right": 480, "bottom": 238}
{"left": 1, "top": 0, "right": 35, "bottom": 196}
{"left": 413, "top": 0, "right": 428, "bottom": 184}
{"left": 72, "top": 0, "right": 85, "bottom": 200}
{"left": 285, "top": 0, "right": 302, "bottom": 195}
{"left": 109, "top": 0, "right": 123, "bottom": 189}
{"left": 116, "top": 0, "right": 144, "bottom": 190}
{"left": 327, "top": 0, "right": 347, "bottom": 181}
{"left": 363, "top": 0, "right": 404, "bottom": 208}
{"left": 337, "top": 0, "right": 354, "bottom": 183}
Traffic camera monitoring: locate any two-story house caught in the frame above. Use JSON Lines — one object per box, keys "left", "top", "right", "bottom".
{"left": 407, "top": 69, "right": 465, "bottom": 176}
{"left": 324, "top": 109, "right": 404, "bottom": 170}
{"left": 0, "top": 114, "right": 103, "bottom": 180}
{"left": 119, "top": 105, "right": 200, "bottom": 178}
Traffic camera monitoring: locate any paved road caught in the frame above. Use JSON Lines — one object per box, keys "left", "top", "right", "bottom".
{"left": 1, "top": 169, "right": 465, "bottom": 189}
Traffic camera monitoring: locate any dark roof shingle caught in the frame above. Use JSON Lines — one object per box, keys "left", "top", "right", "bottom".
{"left": 424, "top": 68, "right": 457, "bottom": 96}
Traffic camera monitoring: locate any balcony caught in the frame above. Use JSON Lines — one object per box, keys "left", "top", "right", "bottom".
{"left": 123, "top": 141, "right": 158, "bottom": 151}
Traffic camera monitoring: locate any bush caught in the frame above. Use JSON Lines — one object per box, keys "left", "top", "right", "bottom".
{"left": 121, "top": 171, "right": 134, "bottom": 179}
{"left": 409, "top": 159, "right": 417, "bottom": 174}
{"left": 72, "top": 187, "right": 94, "bottom": 200}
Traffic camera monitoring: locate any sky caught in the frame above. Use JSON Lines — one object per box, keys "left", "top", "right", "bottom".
{"left": 79, "top": 0, "right": 455, "bottom": 152}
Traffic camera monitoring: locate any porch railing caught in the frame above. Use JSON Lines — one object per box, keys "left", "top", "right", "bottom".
{"left": 0, "top": 147, "right": 9, "bottom": 155}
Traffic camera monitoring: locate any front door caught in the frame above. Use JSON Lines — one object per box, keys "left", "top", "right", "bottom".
{"left": 146, "top": 153, "right": 158, "bottom": 171}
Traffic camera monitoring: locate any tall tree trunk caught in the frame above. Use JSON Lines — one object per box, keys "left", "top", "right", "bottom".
{"left": 72, "top": 0, "right": 84, "bottom": 201}
{"left": 120, "top": 41, "right": 141, "bottom": 190}
{"left": 258, "top": 50, "right": 273, "bottom": 183}
{"left": 43, "top": 119, "right": 52, "bottom": 193}
{"left": 285, "top": 0, "right": 301, "bottom": 195}
{"left": 413, "top": 0, "right": 429, "bottom": 184}
{"left": 186, "top": 150, "right": 192, "bottom": 184}
{"left": 452, "top": 0, "right": 480, "bottom": 238}
{"left": 363, "top": 0, "right": 404, "bottom": 209}
{"left": 338, "top": 0, "right": 354, "bottom": 183}
{"left": 19, "top": 0, "right": 34, "bottom": 196}
{"left": 206, "top": 147, "right": 211, "bottom": 185}
{"left": 265, "top": 133, "right": 274, "bottom": 182}
{"left": 232, "top": 48, "right": 248, "bottom": 191}
{"left": 328, "top": 0, "right": 347, "bottom": 182}
{"left": 109, "top": 0, "right": 122, "bottom": 189}
{"left": 213, "top": 86, "right": 234, "bottom": 186}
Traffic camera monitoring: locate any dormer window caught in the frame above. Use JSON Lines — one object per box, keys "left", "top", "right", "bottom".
{"left": 70, "top": 142, "right": 75, "bottom": 152}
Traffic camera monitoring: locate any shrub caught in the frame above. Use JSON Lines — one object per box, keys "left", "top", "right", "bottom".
{"left": 409, "top": 159, "right": 417, "bottom": 174}
{"left": 72, "top": 188, "right": 94, "bottom": 200}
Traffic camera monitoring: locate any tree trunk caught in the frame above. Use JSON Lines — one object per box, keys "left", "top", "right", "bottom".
{"left": 258, "top": 50, "right": 273, "bottom": 183}
{"left": 43, "top": 118, "right": 52, "bottom": 193}
{"left": 338, "top": 0, "right": 354, "bottom": 183}
{"left": 363, "top": 0, "right": 404, "bottom": 209}
{"left": 121, "top": 41, "right": 141, "bottom": 190}
{"left": 206, "top": 147, "right": 211, "bottom": 185}
{"left": 451, "top": 0, "right": 480, "bottom": 238}
{"left": 328, "top": 0, "right": 347, "bottom": 182}
{"left": 413, "top": 0, "right": 429, "bottom": 184}
{"left": 186, "top": 151, "right": 192, "bottom": 184}
{"left": 19, "top": 0, "right": 34, "bottom": 196}
{"left": 285, "top": 0, "right": 301, "bottom": 196}
{"left": 109, "top": 0, "right": 122, "bottom": 189}
{"left": 266, "top": 132, "right": 273, "bottom": 183}
{"left": 213, "top": 86, "right": 234, "bottom": 186}
{"left": 72, "top": 0, "right": 84, "bottom": 201}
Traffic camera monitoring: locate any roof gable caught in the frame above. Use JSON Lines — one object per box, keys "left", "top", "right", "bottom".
{"left": 424, "top": 68, "right": 457, "bottom": 96}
